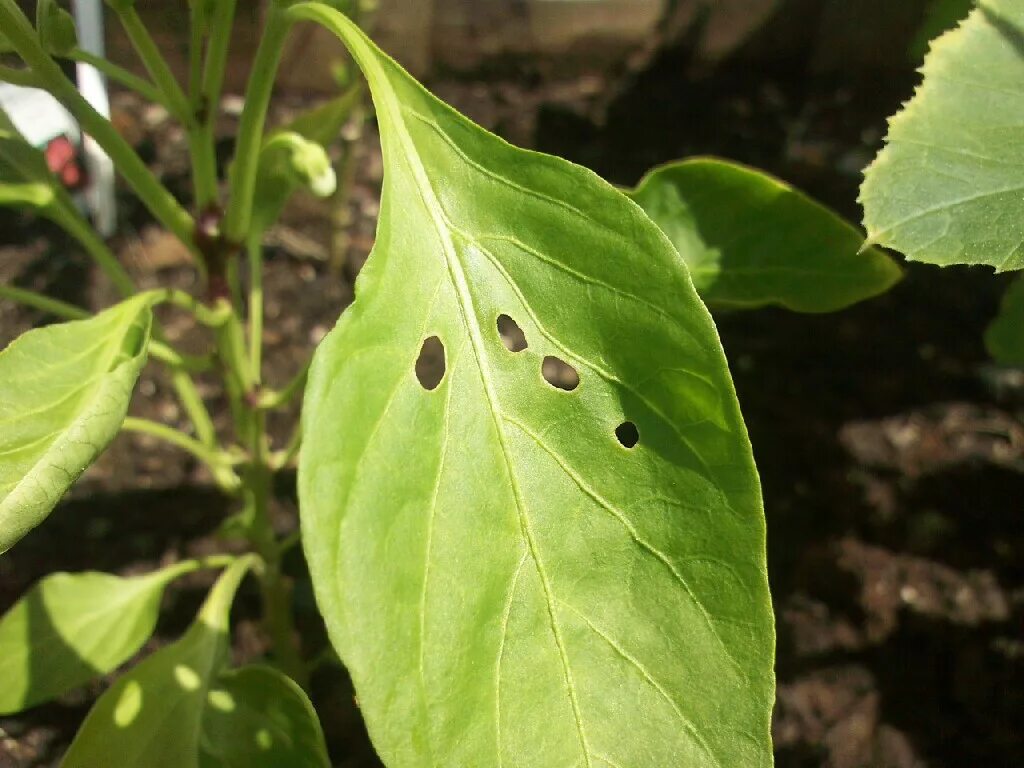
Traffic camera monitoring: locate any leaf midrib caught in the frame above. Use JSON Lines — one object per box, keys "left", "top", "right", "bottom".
{"left": 361, "top": 38, "right": 593, "bottom": 767}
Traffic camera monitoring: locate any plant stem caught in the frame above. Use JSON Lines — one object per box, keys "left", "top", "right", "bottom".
{"left": 0, "top": 64, "right": 44, "bottom": 87}
{"left": 0, "top": 0, "right": 196, "bottom": 250}
{"left": 224, "top": 4, "right": 291, "bottom": 242}
{"left": 122, "top": 416, "right": 241, "bottom": 491}
{"left": 0, "top": 284, "right": 88, "bottom": 320}
{"left": 48, "top": 194, "right": 136, "bottom": 297}
{"left": 113, "top": 6, "right": 194, "bottom": 126}
{"left": 258, "top": 359, "right": 309, "bottom": 410}
{"left": 169, "top": 367, "right": 217, "bottom": 446}
{"left": 247, "top": 235, "right": 264, "bottom": 382}
{"left": 68, "top": 48, "right": 168, "bottom": 109}
{"left": 191, "top": 0, "right": 239, "bottom": 209}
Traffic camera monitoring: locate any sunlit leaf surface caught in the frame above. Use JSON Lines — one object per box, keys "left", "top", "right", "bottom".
{"left": 295, "top": 5, "right": 774, "bottom": 767}
{"left": 0, "top": 564, "right": 194, "bottom": 713}
{"left": 630, "top": 157, "right": 900, "bottom": 312}
{"left": 861, "top": 0, "right": 1024, "bottom": 269}
{"left": 0, "top": 296, "right": 152, "bottom": 553}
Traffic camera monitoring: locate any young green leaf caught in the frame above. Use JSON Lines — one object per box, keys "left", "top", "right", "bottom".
{"left": 0, "top": 295, "right": 153, "bottom": 554}
{"left": 295, "top": 5, "right": 774, "bottom": 767}
{"left": 0, "top": 562, "right": 200, "bottom": 714}
{"left": 985, "top": 274, "right": 1024, "bottom": 365}
{"left": 199, "top": 665, "right": 330, "bottom": 768}
{"left": 61, "top": 557, "right": 253, "bottom": 768}
{"left": 251, "top": 132, "right": 337, "bottom": 236}
{"left": 861, "top": 0, "right": 1024, "bottom": 270}
{"left": 629, "top": 157, "right": 901, "bottom": 312}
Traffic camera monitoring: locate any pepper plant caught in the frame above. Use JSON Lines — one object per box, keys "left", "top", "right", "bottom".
{"left": 861, "top": 0, "right": 1024, "bottom": 364}
{"left": 0, "top": 1, "right": 898, "bottom": 765}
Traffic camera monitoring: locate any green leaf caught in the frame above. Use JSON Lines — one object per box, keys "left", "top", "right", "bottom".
{"left": 62, "top": 557, "right": 253, "bottom": 768}
{"left": 0, "top": 295, "right": 153, "bottom": 554}
{"left": 985, "top": 274, "right": 1024, "bottom": 365}
{"left": 628, "top": 157, "right": 901, "bottom": 312}
{"left": 295, "top": 5, "right": 774, "bottom": 768}
{"left": 251, "top": 132, "right": 337, "bottom": 236}
{"left": 199, "top": 665, "right": 330, "bottom": 768}
{"left": 0, "top": 562, "right": 199, "bottom": 714}
{"left": 284, "top": 84, "right": 363, "bottom": 148}
{"left": 861, "top": 0, "right": 1024, "bottom": 270}
{"left": 910, "top": 0, "right": 975, "bottom": 61}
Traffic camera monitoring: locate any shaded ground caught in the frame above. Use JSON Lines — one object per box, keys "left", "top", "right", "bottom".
{"left": 2, "top": 28, "right": 1023, "bottom": 768}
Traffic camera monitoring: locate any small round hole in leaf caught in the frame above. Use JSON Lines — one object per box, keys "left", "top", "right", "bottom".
{"left": 497, "top": 314, "right": 528, "bottom": 352}
{"left": 415, "top": 335, "right": 446, "bottom": 391}
{"left": 542, "top": 356, "right": 579, "bottom": 391}
{"left": 615, "top": 421, "right": 639, "bottom": 448}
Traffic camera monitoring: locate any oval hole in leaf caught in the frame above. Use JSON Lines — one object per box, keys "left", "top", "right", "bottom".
{"left": 496, "top": 314, "right": 528, "bottom": 352}
{"left": 414, "top": 335, "right": 446, "bottom": 391}
{"left": 541, "top": 355, "right": 579, "bottom": 391}
{"left": 615, "top": 421, "right": 640, "bottom": 448}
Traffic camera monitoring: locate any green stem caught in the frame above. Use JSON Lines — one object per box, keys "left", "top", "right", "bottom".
{"left": 0, "top": 0, "right": 196, "bottom": 250}
{"left": 67, "top": 48, "right": 168, "bottom": 109}
{"left": 114, "top": 6, "right": 194, "bottom": 126}
{"left": 122, "top": 416, "right": 241, "bottom": 492}
{"left": 192, "top": 0, "right": 239, "bottom": 209}
{"left": 0, "top": 284, "right": 88, "bottom": 320}
{"left": 156, "top": 289, "right": 233, "bottom": 327}
{"left": 0, "top": 64, "right": 44, "bottom": 87}
{"left": 224, "top": 5, "right": 292, "bottom": 242}
{"left": 247, "top": 235, "right": 264, "bottom": 382}
{"left": 257, "top": 359, "right": 308, "bottom": 410}
{"left": 269, "top": 419, "right": 302, "bottom": 471}
{"left": 169, "top": 366, "right": 217, "bottom": 446}
{"left": 48, "top": 193, "right": 136, "bottom": 297}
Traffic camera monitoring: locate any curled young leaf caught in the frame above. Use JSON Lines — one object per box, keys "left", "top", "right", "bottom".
{"left": 0, "top": 295, "right": 153, "bottom": 554}
{"left": 861, "top": 0, "right": 1024, "bottom": 270}
{"left": 295, "top": 5, "right": 774, "bottom": 767}
{"left": 985, "top": 273, "right": 1024, "bottom": 366}
{"left": 36, "top": 0, "right": 78, "bottom": 56}
{"left": 200, "top": 665, "right": 330, "bottom": 768}
{"left": 629, "top": 157, "right": 901, "bottom": 312}
{"left": 251, "top": 131, "right": 337, "bottom": 236}
{"left": 0, "top": 562, "right": 202, "bottom": 714}
{"left": 61, "top": 557, "right": 254, "bottom": 768}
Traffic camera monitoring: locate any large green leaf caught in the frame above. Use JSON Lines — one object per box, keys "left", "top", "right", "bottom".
{"left": 199, "top": 665, "right": 330, "bottom": 768}
{"left": 0, "top": 562, "right": 199, "bottom": 714}
{"left": 860, "top": 0, "right": 1024, "bottom": 270}
{"left": 985, "top": 274, "right": 1024, "bottom": 365}
{"left": 61, "top": 557, "right": 253, "bottom": 768}
{"left": 0, "top": 295, "right": 153, "bottom": 554}
{"left": 628, "top": 157, "right": 901, "bottom": 312}
{"left": 295, "top": 5, "right": 774, "bottom": 767}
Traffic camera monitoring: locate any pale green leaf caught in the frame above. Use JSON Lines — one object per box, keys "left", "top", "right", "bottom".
{"left": 861, "top": 0, "right": 1024, "bottom": 270}
{"left": 0, "top": 295, "right": 153, "bottom": 554}
{"left": 985, "top": 273, "right": 1024, "bottom": 365}
{"left": 61, "top": 557, "right": 253, "bottom": 768}
{"left": 199, "top": 665, "right": 330, "bottom": 768}
{"left": 0, "top": 562, "right": 199, "bottom": 714}
{"left": 295, "top": 5, "right": 774, "bottom": 768}
{"left": 629, "top": 157, "right": 901, "bottom": 312}
{"left": 910, "top": 0, "right": 974, "bottom": 61}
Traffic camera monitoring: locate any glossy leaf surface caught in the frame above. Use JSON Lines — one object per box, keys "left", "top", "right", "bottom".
{"left": 199, "top": 665, "right": 330, "bottom": 768}
{"left": 295, "top": 5, "right": 774, "bottom": 767}
{"left": 629, "top": 158, "right": 901, "bottom": 312}
{"left": 985, "top": 274, "right": 1024, "bottom": 365}
{"left": 0, "top": 295, "right": 152, "bottom": 554}
{"left": 61, "top": 558, "right": 252, "bottom": 768}
{"left": 861, "top": 0, "right": 1024, "bottom": 269}
{"left": 0, "top": 564, "right": 194, "bottom": 714}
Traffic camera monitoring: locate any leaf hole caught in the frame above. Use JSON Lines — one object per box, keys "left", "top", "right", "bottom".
{"left": 497, "top": 314, "right": 528, "bottom": 352}
{"left": 542, "top": 356, "right": 579, "bottom": 391}
{"left": 615, "top": 421, "right": 640, "bottom": 448}
{"left": 415, "top": 335, "right": 446, "bottom": 391}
